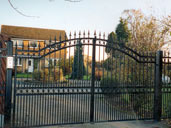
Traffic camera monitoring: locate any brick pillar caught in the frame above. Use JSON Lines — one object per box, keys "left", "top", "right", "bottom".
{"left": 0, "top": 35, "right": 7, "bottom": 115}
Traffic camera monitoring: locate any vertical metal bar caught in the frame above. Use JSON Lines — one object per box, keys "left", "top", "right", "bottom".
{"left": 47, "top": 38, "right": 51, "bottom": 125}
{"left": 43, "top": 41, "right": 46, "bottom": 125}
{"left": 27, "top": 41, "right": 31, "bottom": 127}
{"left": 38, "top": 42, "right": 41, "bottom": 126}
{"left": 68, "top": 33, "right": 71, "bottom": 123}
{"left": 87, "top": 32, "right": 90, "bottom": 122}
{"left": 4, "top": 40, "right": 13, "bottom": 125}
{"left": 102, "top": 44, "right": 105, "bottom": 121}
{"left": 98, "top": 37, "right": 101, "bottom": 121}
{"left": 90, "top": 36, "right": 96, "bottom": 122}
{"left": 154, "top": 50, "right": 163, "bottom": 121}
{"left": 53, "top": 43, "right": 56, "bottom": 125}
{"left": 166, "top": 52, "right": 170, "bottom": 118}
{"left": 12, "top": 41, "right": 17, "bottom": 127}
{"left": 163, "top": 52, "right": 166, "bottom": 118}
{"left": 150, "top": 52, "right": 153, "bottom": 118}
{"left": 21, "top": 41, "right": 25, "bottom": 126}
{"left": 146, "top": 52, "right": 149, "bottom": 119}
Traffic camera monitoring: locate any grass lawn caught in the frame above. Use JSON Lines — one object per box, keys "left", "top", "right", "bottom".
{"left": 16, "top": 73, "right": 32, "bottom": 78}
{"left": 83, "top": 75, "right": 91, "bottom": 80}
{"left": 65, "top": 75, "right": 91, "bottom": 80}
{"left": 162, "top": 93, "right": 171, "bottom": 115}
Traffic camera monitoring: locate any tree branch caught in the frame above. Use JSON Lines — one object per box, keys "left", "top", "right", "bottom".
{"left": 8, "top": 0, "right": 83, "bottom": 18}
{"left": 8, "top": 0, "right": 39, "bottom": 18}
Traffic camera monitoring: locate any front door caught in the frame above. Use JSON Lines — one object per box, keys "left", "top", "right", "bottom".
{"left": 28, "top": 59, "right": 34, "bottom": 73}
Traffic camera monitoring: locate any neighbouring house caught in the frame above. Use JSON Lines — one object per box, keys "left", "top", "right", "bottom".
{"left": 161, "top": 43, "right": 171, "bottom": 84}
{"left": 161, "top": 43, "right": 171, "bottom": 57}
{"left": 1, "top": 25, "right": 67, "bottom": 73}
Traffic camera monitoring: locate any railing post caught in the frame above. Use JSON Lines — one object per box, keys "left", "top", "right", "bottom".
{"left": 154, "top": 50, "right": 163, "bottom": 121}
{"left": 5, "top": 40, "right": 13, "bottom": 125}
{"left": 90, "top": 36, "right": 96, "bottom": 122}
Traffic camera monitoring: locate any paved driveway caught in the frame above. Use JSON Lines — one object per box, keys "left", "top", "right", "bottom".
{"left": 12, "top": 80, "right": 155, "bottom": 127}
{"left": 40, "top": 121, "right": 169, "bottom": 128}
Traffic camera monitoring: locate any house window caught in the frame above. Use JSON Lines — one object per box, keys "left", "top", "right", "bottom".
{"left": 17, "top": 58, "right": 22, "bottom": 66}
{"left": 28, "top": 60, "right": 32, "bottom": 66}
{"left": 29, "top": 41, "right": 38, "bottom": 47}
{"left": 54, "top": 59, "right": 56, "bottom": 66}
{"left": 13, "top": 40, "right": 23, "bottom": 47}
{"left": 53, "top": 59, "right": 59, "bottom": 66}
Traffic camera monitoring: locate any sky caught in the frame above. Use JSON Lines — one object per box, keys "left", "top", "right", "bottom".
{"left": 0, "top": 0, "right": 171, "bottom": 36}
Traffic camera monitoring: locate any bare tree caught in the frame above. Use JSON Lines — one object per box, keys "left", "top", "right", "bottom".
{"left": 122, "top": 9, "right": 171, "bottom": 52}
{"left": 8, "top": 0, "right": 82, "bottom": 18}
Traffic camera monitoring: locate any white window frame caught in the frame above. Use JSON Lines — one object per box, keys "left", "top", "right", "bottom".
{"left": 29, "top": 40, "right": 38, "bottom": 48}
{"left": 13, "top": 40, "right": 23, "bottom": 47}
{"left": 17, "top": 58, "right": 22, "bottom": 66}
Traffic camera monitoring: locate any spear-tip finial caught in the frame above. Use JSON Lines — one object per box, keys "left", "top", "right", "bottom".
{"left": 99, "top": 32, "right": 101, "bottom": 38}
{"left": 94, "top": 30, "right": 96, "bottom": 36}
{"left": 79, "top": 31, "right": 81, "bottom": 37}
{"left": 69, "top": 32, "right": 72, "bottom": 38}
{"left": 83, "top": 30, "right": 85, "bottom": 36}
{"left": 88, "top": 30, "right": 90, "bottom": 36}
{"left": 74, "top": 31, "right": 76, "bottom": 37}
{"left": 103, "top": 32, "right": 105, "bottom": 39}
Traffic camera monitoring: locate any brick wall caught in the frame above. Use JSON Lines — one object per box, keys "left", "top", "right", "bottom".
{"left": 0, "top": 34, "right": 8, "bottom": 114}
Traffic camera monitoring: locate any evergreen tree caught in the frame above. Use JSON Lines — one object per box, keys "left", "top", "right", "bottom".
{"left": 115, "top": 18, "right": 130, "bottom": 44}
{"left": 105, "top": 32, "right": 117, "bottom": 54}
{"left": 106, "top": 18, "right": 130, "bottom": 57}
{"left": 71, "top": 40, "right": 86, "bottom": 79}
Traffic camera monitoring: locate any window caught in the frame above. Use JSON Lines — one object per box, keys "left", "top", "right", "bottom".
{"left": 28, "top": 60, "right": 32, "bottom": 66}
{"left": 13, "top": 40, "right": 23, "bottom": 47}
{"left": 54, "top": 59, "right": 56, "bottom": 66}
{"left": 53, "top": 59, "right": 59, "bottom": 66}
{"left": 17, "top": 58, "right": 22, "bottom": 66}
{"left": 29, "top": 41, "right": 37, "bottom": 47}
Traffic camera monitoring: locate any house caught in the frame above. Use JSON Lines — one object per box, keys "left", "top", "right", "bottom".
{"left": 161, "top": 42, "right": 171, "bottom": 62}
{"left": 1, "top": 25, "right": 67, "bottom": 73}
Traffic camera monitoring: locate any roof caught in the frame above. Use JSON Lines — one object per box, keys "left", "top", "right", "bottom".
{"left": 1, "top": 25, "right": 67, "bottom": 41}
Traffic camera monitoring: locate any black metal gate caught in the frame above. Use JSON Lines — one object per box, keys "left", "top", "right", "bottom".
{"left": 12, "top": 32, "right": 168, "bottom": 127}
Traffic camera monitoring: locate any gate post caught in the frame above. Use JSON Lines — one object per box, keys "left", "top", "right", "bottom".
{"left": 4, "top": 40, "right": 13, "bottom": 124}
{"left": 154, "top": 50, "right": 162, "bottom": 121}
{"left": 90, "top": 36, "right": 96, "bottom": 122}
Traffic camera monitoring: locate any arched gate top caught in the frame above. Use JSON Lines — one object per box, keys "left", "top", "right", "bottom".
{"left": 15, "top": 32, "right": 156, "bottom": 63}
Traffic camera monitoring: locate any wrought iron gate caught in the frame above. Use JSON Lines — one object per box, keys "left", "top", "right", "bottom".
{"left": 12, "top": 32, "right": 169, "bottom": 127}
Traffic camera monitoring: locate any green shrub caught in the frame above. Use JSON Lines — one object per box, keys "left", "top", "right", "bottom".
{"left": 33, "top": 70, "right": 41, "bottom": 80}
{"left": 83, "top": 75, "right": 91, "bottom": 80}
{"left": 33, "top": 68, "right": 65, "bottom": 82}
{"left": 100, "top": 77, "right": 120, "bottom": 96}
{"left": 129, "top": 89, "right": 153, "bottom": 118}
{"left": 166, "top": 99, "right": 171, "bottom": 117}
{"left": 100, "top": 76, "right": 153, "bottom": 117}
{"left": 95, "top": 68, "right": 103, "bottom": 81}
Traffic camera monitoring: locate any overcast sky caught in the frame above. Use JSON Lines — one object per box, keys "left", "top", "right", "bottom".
{"left": 0, "top": 0, "right": 171, "bottom": 36}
